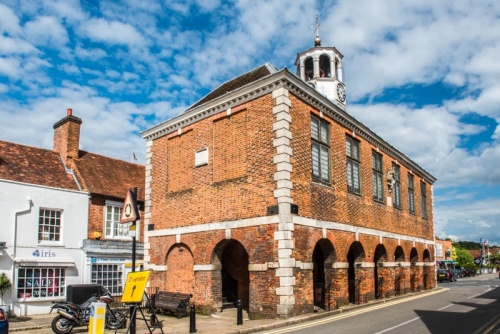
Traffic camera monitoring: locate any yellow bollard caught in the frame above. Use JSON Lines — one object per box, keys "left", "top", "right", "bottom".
{"left": 88, "top": 302, "right": 106, "bottom": 334}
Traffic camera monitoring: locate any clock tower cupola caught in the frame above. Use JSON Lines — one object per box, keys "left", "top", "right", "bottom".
{"left": 294, "top": 16, "right": 346, "bottom": 104}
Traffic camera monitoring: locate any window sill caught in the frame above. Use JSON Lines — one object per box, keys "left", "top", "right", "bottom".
{"left": 311, "top": 180, "right": 333, "bottom": 189}
{"left": 347, "top": 190, "right": 362, "bottom": 198}
{"left": 37, "top": 242, "right": 64, "bottom": 247}
{"left": 104, "top": 237, "right": 133, "bottom": 240}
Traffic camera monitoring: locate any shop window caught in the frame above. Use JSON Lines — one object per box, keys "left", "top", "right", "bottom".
{"left": 91, "top": 264, "right": 123, "bottom": 296}
{"left": 17, "top": 267, "right": 65, "bottom": 299}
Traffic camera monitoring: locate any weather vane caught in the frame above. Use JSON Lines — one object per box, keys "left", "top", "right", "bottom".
{"left": 314, "top": 15, "right": 320, "bottom": 38}
{"left": 313, "top": 15, "right": 321, "bottom": 46}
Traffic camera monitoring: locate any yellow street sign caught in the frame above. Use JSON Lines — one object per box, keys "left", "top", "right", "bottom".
{"left": 121, "top": 270, "right": 150, "bottom": 303}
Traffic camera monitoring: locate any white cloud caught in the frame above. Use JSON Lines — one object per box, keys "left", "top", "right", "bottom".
{"left": 0, "top": 35, "right": 38, "bottom": 55}
{"left": 24, "top": 16, "right": 69, "bottom": 47}
{"left": 0, "top": 56, "right": 21, "bottom": 78}
{"left": 80, "top": 18, "right": 145, "bottom": 47}
{"left": 0, "top": 2, "right": 21, "bottom": 35}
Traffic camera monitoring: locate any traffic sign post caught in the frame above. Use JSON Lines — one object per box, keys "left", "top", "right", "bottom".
{"left": 121, "top": 187, "right": 140, "bottom": 334}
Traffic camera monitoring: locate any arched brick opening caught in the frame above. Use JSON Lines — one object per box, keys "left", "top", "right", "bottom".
{"left": 410, "top": 248, "right": 419, "bottom": 292}
{"left": 211, "top": 239, "right": 249, "bottom": 310}
{"left": 347, "top": 241, "right": 365, "bottom": 304}
{"left": 423, "top": 249, "right": 432, "bottom": 290}
{"left": 373, "top": 244, "right": 387, "bottom": 299}
{"left": 312, "top": 239, "right": 336, "bottom": 310}
{"left": 165, "top": 243, "right": 195, "bottom": 294}
{"left": 394, "top": 246, "right": 405, "bottom": 295}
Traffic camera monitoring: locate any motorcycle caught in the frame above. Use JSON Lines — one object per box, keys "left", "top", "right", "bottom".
{"left": 50, "top": 287, "right": 126, "bottom": 334}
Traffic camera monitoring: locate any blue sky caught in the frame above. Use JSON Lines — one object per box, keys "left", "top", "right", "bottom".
{"left": 1, "top": 0, "right": 499, "bottom": 246}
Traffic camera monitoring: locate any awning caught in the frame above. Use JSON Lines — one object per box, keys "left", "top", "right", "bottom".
{"left": 14, "top": 258, "right": 76, "bottom": 267}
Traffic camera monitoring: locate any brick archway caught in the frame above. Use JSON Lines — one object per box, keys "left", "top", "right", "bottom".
{"left": 165, "top": 243, "right": 195, "bottom": 294}
{"left": 312, "top": 239, "right": 336, "bottom": 310}
{"left": 347, "top": 241, "right": 365, "bottom": 304}
{"left": 394, "top": 246, "right": 405, "bottom": 295}
{"left": 211, "top": 239, "right": 249, "bottom": 310}
{"left": 423, "top": 249, "right": 432, "bottom": 290}
{"left": 373, "top": 244, "right": 387, "bottom": 299}
{"left": 410, "top": 248, "right": 419, "bottom": 292}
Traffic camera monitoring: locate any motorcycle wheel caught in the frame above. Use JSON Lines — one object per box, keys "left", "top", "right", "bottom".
{"left": 106, "top": 309, "right": 126, "bottom": 329}
{"left": 51, "top": 315, "right": 75, "bottom": 334}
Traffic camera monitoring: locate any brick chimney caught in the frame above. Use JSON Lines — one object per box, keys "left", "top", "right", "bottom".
{"left": 53, "top": 108, "right": 83, "bottom": 165}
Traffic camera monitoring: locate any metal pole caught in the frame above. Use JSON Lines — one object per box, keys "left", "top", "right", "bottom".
{"left": 189, "top": 304, "right": 196, "bottom": 333}
{"left": 237, "top": 300, "right": 243, "bottom": 325}
{"left": 130, "top": 187, "right": 138, "bottom": 334}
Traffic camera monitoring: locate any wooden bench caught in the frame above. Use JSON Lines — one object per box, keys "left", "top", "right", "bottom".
{"left": 152, "top": 291, "right": 192, "bottom": 318}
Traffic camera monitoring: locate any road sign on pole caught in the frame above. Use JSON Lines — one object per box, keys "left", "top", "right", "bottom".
{"left": 120, "top": 189, "right": 140, "bottom": 223}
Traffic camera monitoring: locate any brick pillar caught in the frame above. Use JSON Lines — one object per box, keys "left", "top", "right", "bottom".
{"left": 400, "top": 262, "right": 411, "bottom": 294}
{"left": 358, "top": 263, "right": 375, "bottom": 302}
{"left": 192, "top": 266, "right": 221, "bottom": 315}
{"left": 272, "top": 87, "right": 296, "bottom": 318}
{"left": 331, "top": 263, "right": 349, "bottom": 308}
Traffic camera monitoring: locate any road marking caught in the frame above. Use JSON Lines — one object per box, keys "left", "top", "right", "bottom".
{"left": 437, "top": 304, "right": 453, "bottom": 311}
{"left": 261, "top": 289, "right": 445, "bottom": 334}
{"left": 373, "top": 317, "right": 421, "bottom": 334}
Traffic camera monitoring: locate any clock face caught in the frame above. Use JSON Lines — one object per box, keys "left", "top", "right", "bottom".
{"left": 337, "top": 83, "right": 346, "bottom": 102}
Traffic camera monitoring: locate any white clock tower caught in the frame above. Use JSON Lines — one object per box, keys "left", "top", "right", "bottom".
{"left": 294, "top": 16, "right": 346, "bottom": 104}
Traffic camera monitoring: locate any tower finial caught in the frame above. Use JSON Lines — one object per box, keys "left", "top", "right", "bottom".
{"left": 314, "top": 15, "right": 321, "bottom": 47}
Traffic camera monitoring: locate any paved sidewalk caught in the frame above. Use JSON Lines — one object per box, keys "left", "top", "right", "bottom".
{"left": 7, "top": 287, "right": 448, "bottom": 334}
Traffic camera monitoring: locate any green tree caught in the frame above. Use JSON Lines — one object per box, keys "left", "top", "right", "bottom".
{"left": 453, "top": 241, "right": 481, "bottom": 250}
{"left": 455, "top": 249, "right": 474, "bottom": 267}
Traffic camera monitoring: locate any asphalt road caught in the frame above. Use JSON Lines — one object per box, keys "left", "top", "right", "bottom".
{"left": 261, "top": 274, "right": 500, "bottom": 334}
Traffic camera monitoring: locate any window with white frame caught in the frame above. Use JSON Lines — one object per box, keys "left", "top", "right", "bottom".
{"left": 311, "top": 115, "right": 331, "bottom": 183}
{"left": 421, "top": 181, "right": 428, "bottom": 219}
{"left": 17, "top": 267, "right": 66, "bottom": 299}
{"left": 346, "top": 136, "right": 361, "bottom": 194}
{"left": 38, "top": 209, "right": 62, "bottom": 242}
{"left": 91, "top": 263, "right": 123, "bottom": 295}
{"left": 372, "top": 151, "right": 383, "bottom": 202}
{"left": 408, "top": 173, "right": 415, "bottom": 214}
{"left": 105, "top": 202, "right": 131, "bottom": 239}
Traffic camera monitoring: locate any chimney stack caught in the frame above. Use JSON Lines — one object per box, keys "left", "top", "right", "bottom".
{"left": 53, "top": 108, "right": 82, "bottom": 165}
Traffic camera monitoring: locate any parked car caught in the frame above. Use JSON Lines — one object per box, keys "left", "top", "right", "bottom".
{"left": 0, "top": 308, "right": 8, "bottom": 334}
{"left": 462, "top": 269, "right": 476, "bottom": 277}
{"left": 437, "top": 269, "right": 457, "bottom": 282}
{"left": 452, "top": 268, "right": 463, "bottom": 278}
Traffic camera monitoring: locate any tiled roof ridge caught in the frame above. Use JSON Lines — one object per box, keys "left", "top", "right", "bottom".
{"left": 186, "top": 62, "right": 278, "bottom": 111}
{"left": 76, "top": 150, "right": 144, "bottom": 167}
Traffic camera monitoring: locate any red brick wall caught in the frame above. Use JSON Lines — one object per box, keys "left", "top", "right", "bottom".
{"left": 288, "top": 94, "right": 434, "bottom": 241}
{"left": 150, "top": 97, "right": 276, "bottom": 230}
{"left": 146, "top": 90, "right": 435, "bottom": 317}
{"left": 166, "top": 244, "right": 195, "bottom": 293}
{"left": 213, "top": 110, "right": 248, "bottom": 182}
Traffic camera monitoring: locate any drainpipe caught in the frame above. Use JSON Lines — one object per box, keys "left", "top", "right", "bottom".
{"left": 10, "top": 197, "right": 32, "bottom": 315}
